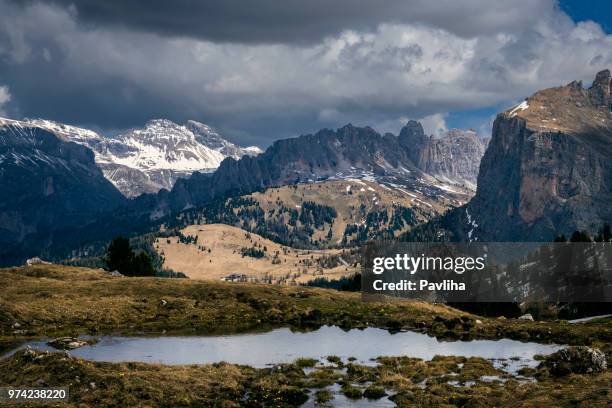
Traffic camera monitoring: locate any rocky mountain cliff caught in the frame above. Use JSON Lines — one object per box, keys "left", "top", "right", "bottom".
{"left": 429, "top": 70, "right": 611, "bottom": 242}
{"left": 0, "top": 118, "right": 127, "bottom": 265}
{"left": 21, "top": 118, "right": 262, "bottom": 197}
{"left": 399, "top": 122, "right": 485, "bottom": 189}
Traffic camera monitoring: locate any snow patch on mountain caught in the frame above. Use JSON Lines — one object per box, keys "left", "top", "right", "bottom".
{"left": 112, "top": 119, "right": 226, "bottom": 172}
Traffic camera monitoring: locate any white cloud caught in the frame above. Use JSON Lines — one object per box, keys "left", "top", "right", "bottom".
{"left": 418, "top": 113, "right": 448, "bottom": 137}
{"left": 0, "top": 85, "right": 11, "bottom": 116}
{"left": 0, "top": 86, "right": 10, "bottom": 104}
{"left": 372, "top": 113, "right": 447, "bottom": 137}
{"left": 373, "top": 113, "right": 448, "bottom": 138}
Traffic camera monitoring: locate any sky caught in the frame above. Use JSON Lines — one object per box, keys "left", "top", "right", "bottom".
{"left": 0, "top": 1, "right": 611, "bottom": 147}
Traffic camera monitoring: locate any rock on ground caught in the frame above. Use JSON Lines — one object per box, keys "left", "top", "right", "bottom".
{"left": 540, "top": 346, "right": 607, "bottom": 376}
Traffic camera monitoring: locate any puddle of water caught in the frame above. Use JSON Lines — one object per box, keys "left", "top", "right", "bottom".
{"left": 302, "top": 384, "right": 395, "bottom": 408}
{"left": 5, "top": 326, "right": 560, "bottom": 373}
{"left": 447, "top": 380, "right": 476, "bottom": 388}
{"left": 479, "top": 375, "right": 507, "bottom": 383}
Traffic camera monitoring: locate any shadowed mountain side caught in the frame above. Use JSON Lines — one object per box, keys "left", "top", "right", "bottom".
{"left": 0, "top": 122, "right": 127, "bottom": 265}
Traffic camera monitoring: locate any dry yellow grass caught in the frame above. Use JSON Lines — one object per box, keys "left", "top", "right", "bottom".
{"left": 508, "top": 82, "right": 612, "bottom": 136}
{"left": 2, "top": 264, "right": 610, "bottom": 346}
{"left": 156, "top": 224, "right": 356, "bottom": 282}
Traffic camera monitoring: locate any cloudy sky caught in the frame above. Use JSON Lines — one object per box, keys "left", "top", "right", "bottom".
{"left": 0, "top": 0, "right": 611, "bottom": 147}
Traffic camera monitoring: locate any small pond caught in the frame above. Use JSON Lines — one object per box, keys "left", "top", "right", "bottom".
{"left": 6, "top": 326, "right": 561, "bottom": 374}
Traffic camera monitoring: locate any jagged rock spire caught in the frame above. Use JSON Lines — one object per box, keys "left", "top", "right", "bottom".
{"left": 399, "top": 120, "right": 428, "bottom": 145}
{"left": 589, "top": 69, "right": 611, "bottom": 107}
{"left": 398, "top": 120, "right": 428, "bottom": 166}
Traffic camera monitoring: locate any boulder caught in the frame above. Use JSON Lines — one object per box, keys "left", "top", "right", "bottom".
{"left": 540, "top": 346, "right": 607, "bottom": 376}
{"left": 518, "top": 313, "right": 534, "bottom": 321}
{"left": 47, "top": 337, "right": 89, "bottom": 350}
{"left": 25, "top": 257, "right": 51, "bottom": 265}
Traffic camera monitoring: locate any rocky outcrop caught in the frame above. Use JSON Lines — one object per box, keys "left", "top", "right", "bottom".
{"left": 589, "top": 69, "right": 611, "bottom": 107}
{"left": 423, "top": 129, "right": 484, "bottom": 189}
{"left": 461, "top": 70, "right": 612, "bottom": 241}
{"left": 25, "top": 257, "right": 51, "bottom": 266}
{"left": 398, "top": 120, "right": 430, "bottom": 166}
{"left": 47, "top": 337, "right": 91, "bottom": 350}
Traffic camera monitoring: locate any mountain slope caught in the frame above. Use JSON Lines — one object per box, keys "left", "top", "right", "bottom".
{"left": 155, "top": 224, "right": 358, "bottom": 283}
{"left": 186, "top": 120, "right": 263, "bottom": 159}
{"left": 166, "top": 178, "right": 470, "bottom": 250}
{"left": 0, "top": 118, "right": 127, "bottom": 265}
{"left": 23, "top": 118, "right": 262, "bottom": 197}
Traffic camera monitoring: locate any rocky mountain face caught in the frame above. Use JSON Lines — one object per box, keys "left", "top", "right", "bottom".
{"left": 0, "top": 118, "right": 126, "bottom": 265}
{"left": 22, "top": 118, "right": 262, "bottom": 197}
{"left": 150, "top": 123, "right": 476, "bottom": 217}
{"left": 445, "top": 70, "right": 611, "bottom": 242}
{"left": 399, "top": 122, "right": 485, "bottom": 189}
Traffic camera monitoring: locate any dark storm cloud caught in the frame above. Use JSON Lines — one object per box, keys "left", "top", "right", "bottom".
{"left": 10, "top": 0, "right": 555, "bottom": 44}
{"left": 1, "top": 61, "right": 174, "bottom": 130}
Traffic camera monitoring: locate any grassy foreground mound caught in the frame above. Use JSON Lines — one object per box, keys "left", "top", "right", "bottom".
{"left": 1, "top": 264, "right": 611, "bottom": 347}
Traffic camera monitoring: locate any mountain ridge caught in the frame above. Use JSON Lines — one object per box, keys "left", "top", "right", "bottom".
{"left": 147, "top": 122, "right": 483, "bottom": 218}
{"left": 399, "top": 122, "right": 484, "bottom": 189}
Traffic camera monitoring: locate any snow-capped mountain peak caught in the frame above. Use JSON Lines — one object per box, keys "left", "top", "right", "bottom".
{"left": 0, "top": 116, "right": 262, "bottom": 197}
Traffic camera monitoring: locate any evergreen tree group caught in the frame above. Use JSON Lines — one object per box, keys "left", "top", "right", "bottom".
{"left": 106, "top": 236, "right": 156, "bottom": 277}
